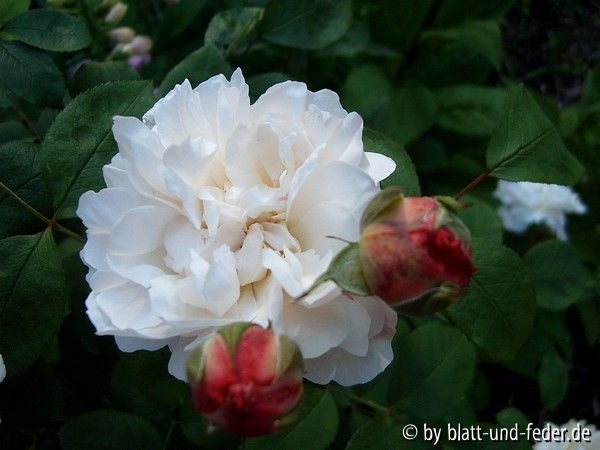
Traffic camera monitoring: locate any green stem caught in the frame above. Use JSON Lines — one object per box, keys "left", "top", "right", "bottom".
{"left": 162, "top": 420, "right": 176, "bottom": 450}
{"left": 328, "top": 384, "right": 391, "bottom": 416}
{"left": 0, "top": 179, "right": 84, "bottom": 242}
{"left": 16, "top": 107, "right": 42, "bottom": 142}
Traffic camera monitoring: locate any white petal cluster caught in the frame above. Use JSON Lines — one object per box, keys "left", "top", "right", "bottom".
{"left": 77, "top": 69, "right": 398, "bottom": 386}
{"left": 494, "top": 181, "right": 587, "bottom": 240}
{"left": 533, "top": 420, "right": 600, "bottom": 450}
{"left": 0, "top": 354, "right": 5, "bottom": 382}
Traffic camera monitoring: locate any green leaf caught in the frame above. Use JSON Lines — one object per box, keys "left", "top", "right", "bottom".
{"left": 524, "top": 240, "right": 588, "bottom": 311}
{"left": 205, "top": 7, "right": 264, "bottom": 54}
{"left": 388, "top": 322, "right": 476, "bottom": 419}
{"left": 41, "top": 81, "right": 155, "bottom": 219}
{"left": 576, "top": 298, "right": 600, "bottom": 346}
{"left": 342, "top": 65, "right": 393, "bottom": 120}
{"left": 432, "top": 0, "right": 515, "bottom": 26}
{"left": 422, "top": 21, "right": 502, "bottom": 69}
{"left": 2, "top": 8, "right": 91, "bottom": 52}
{"left": 262, "top": 0, "right": 352, "bottom": 50}
{"left": 435, "top": 85, "right": 506, "bottom": 136}
{"left": 117, "top": 349, "right": 190, "bottom": 408}
{"left": 247, "top": 71, "right": 290, "bottom": 100}
{"left": 486, "top": 84, "right": 585, "bottom": 184}
{"left": 372, "top": 85, "right": 436, "bottom": 146}
{"left": 346, "top": 416, "right": 435, "bottom": 450}
{"left": 179, "top": 403, "right": 240, "bottom": 448}
{"left": 363, "top": 129, "right": 421, "bottom": 195}
{"left": 0, "top": 0, "right": 29, "bottom": 26}
{"left": 158, "top": 44, "right": 231, "bottom": 97}
{"left": 495, "top": 407, "right": 529, "bottom": 429}
{"left": 457, "top": 199, "right": 502, "bottom": 243}
{"left": 373, "top": 0, "right": 434, "bottom": 52}
{"left": 538, "top": 352, "right": 568, "bottom": 410}
{"left": 156, "top": 0, "right": 210, "bottom": 46}
{"left": 59, "top": 410, "right": 162, "bottom": 450}
{"left": 447, "top": 239, "right": 536, "bottom": 362}
{"left": 0, "top": 141, "right": 52, "bottom": 238}
{"left": 0, "top": 119, "right": 29, "bottom": 143}
{"left": 0, "top": 230, "right": 68, "bottom": 377}
{"left": 0, "top": 41, "right": 65, "bottom": 106}
{"left": 69, "top": 61, "right": 140, "bottom": 96}
{"left": 243, "top": 385, "right": 339, "bottom": 450}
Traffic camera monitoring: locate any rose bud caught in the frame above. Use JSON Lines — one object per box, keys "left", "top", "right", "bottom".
{"left": 187, "top": 323, "right": 304, "bottom": 437}
{"left": 358, "top": 189, "right": 476, "bottom": 314}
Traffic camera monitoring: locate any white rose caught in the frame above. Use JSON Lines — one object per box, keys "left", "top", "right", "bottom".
{"left": 77, "top": 69, "right": 397, "bottom": 386}
{"left": 0, "top": 354, "right": 5, "bottom": 382}
{"left": 533, "top": 420, "right": 600, "bottom": 450}
{"left": 494, "top": 180, "right": 587, "bottom": 241}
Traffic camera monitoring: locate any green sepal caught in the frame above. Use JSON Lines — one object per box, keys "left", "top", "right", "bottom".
{"left": 435, "top": 195, "right": 469, "bottom": 213}
{"left": 300, "top": 243, "right": 372, "bottom": 300}
{"left": 395, "top": 283, "right": 464, "bottom": 316}
{"left": 359, "top": 187, "right": 404, "bottom": 232}
{"left": 217, "top": 322, "right": 255, "bottom": 360}
{"left": 186, "top": 345, "right": 205, "bottom": 384}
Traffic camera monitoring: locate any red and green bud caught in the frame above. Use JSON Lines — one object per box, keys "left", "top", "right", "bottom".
{"left": 187, "top": 323, "right": 304, "bottom": 437}
{"left": 358, "top": 189, "right": 476, "bottom": 313}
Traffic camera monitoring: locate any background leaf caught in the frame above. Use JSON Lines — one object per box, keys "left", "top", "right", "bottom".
{"left": 0, "top": 0, "right": 29, "bottom": 26}
{"left": 262, "top": 0, "right": 352, "bottom": 49}
{"left": 41, "top": 81, "right": 155, "bottom": 219}
{"left": 243, "top": 384, "right": 339, "bottom": 450}
{"left": 59, "top": 410, "right": 162, "bottom": 450}
{"left": 158, "top": 44, "right": 231, "bottom": 97}
{"left": 0, "top": 41, "right": 65, "bottom": 106}
{"left": 3, "top": 8, "right": 91, "bottom": 52}
{"left": 0, "top": 229, "right": 68, "bottom": 377}
{"left": 446, "top": 239, "right": 537, "bottom": 362}
{"left": 0, "top": 141, "right": 52, "bottom": 238}
{"left": 486, "top": 84, "right": 585, "bottom": 184}
{"left": 388, "top": 322, "right": 476, "bottom": 420}
{"left": 524, "top": 240, "right": 589, "bottom": 311}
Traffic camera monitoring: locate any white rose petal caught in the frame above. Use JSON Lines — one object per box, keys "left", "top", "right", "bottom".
{"left": 77, "top": 68, "right": 398, "bottom": 386}
{"left": 494, "top": 180, "right": 587, "bottom": 241}
{"left": 0, "top": 354, "right": 5, "bottom": 382}
{"left": 533, "top": 420, "right": 600, "bottom": 450}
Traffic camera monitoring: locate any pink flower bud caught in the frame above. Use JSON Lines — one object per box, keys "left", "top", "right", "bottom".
{"left": 359, "top": 190, "right": 476, "bottom": 312}
{"left": 122, "top": 36, "right": 153, "bottom": 55}
{"left": 187, "top": 323, "right": 303, "bottom": 436}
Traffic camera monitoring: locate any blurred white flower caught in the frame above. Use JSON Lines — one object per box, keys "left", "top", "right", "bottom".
{"left": 0, "top": 354, "right": 5, "bottom": 382}
{"left": 77, "top": 69, "right": 397, "bottom": 386}
{"left": 105, "top": 2, "right": 127, "bottom": 24}
{"left": 494, "top": 180, "right": 587, "bottom": 240}
{"left": 533, "top": 420, "right": 600, "bottom": 450}
{"left": 108, "top": 27, "right": 135, "bottom": 44}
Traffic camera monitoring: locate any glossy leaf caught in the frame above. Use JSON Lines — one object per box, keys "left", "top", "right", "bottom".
{"left": 486, "top": 84, "right": 585, "bottom": 184}
{"left": 0, "top": 141, "right": 52, "bottom": 238}
{"left": 0, "top": 230, "right": 68, "bottom": 377}
{"left": 41, "top": 81, "right": 155, "bottom": 219}
{"left": 0, "top": 41, "right": 65, "bottom": 106}
{"left": 3, "top": 8, "right": 91, "bottom": 51}
{"left": 524, "top": 240, "right": 588, "bottom": 311}
{"left": 389, "top": 322, "right": 477, "bottom": 419}
{"left": 158, "top": 44, "right": 231, "bottom": 97}
{"left": 447, "top": 239, "right": 537, "bottom": 362}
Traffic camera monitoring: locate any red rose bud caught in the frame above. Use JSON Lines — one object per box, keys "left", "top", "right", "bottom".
{"left": 359, "top": 189, "right": 476, "bottom": 314}
{"left": 187, "top": 323, "right": 304, "bottom": 437}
